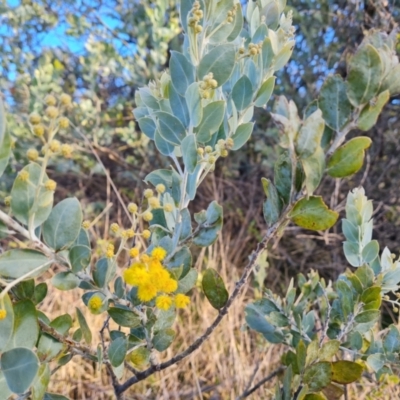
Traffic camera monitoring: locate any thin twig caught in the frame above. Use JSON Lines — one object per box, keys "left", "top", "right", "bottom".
{"left": 236, "top": 367, "right": 285, "bottom": 400}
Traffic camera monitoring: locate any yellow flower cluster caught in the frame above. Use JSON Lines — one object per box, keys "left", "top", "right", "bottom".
{"left": 0, "top": 309, "right": 7, "bottom": 320}
{"left": 88, "top": 294, "right": 103, "bottom": 313}
{"left": 123, "top": 247, "right": 190, "bottom": 310}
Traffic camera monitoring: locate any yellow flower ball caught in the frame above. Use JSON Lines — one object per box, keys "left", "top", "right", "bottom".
{"left": 137, "top": 281, "right": 158, "bottom": 302}
{"left": 129, "top": 247, "right": 140, "bottom": 258}
{"left": 142, "top": 230, "right": 151, "bottom": 240}
{"left": 110, "top": 223, "right": 120, "bottom": 233}
{"left": 82, "top": 220, "right": 91, "bottom": 229}
{"left": 88, "top": 294, "right": 103, "bottom": 313}
{"left": 156, "top": 184, "right": 166, "bottom": 194}
{"left": 164, "top": 203, "right": 173, "bottom": 212}
{"left": 151, "top": 247, "right": 167, "bottom": 261}
{"left": 140, "top": 254, "right": 151, "bottom": 263}
{"left": 148, "top": 196, "right": 160, "bottom": 209}
{"left": 142, "top": 211, "right": 153, "bottom": 222}
{"left": 44, "top": 94, "right": 57, "bottom": 106}
{"left": 60, "top": 144, "right": 73, "bottom": 158}
{"left": 29, "top": 113, "right": 41, "bottom": 125}
{"left": 160, "top": 278, "right": 178, "bottom": 294}
{"left": 60, "top": 93, "right": 72, "bottom": 106}
{"left": 33, "top": 124, "right": 45, "bottom": 137}
{"left": 175, "top": 293, "right": 190, "bottom": 308}
{"left": 59, "top": 117, "right": 69, "bottom": 129}
{"left": 27, "top": 148, "right": 39, "bottom": 161}
{"left": 144, "top": 189, "right": 153, "bottom": 198}
{"left": 123, "top": 263, "right": 148, "bottom": 286}
{"left": 18, "top": 170, "right": 29, "bottom": 182}
{"left": 49, "top": 140, "right": 61, "bottom": 153}
{"left": 45, "top": 106, "right": 59, "bottom": 119}
{"left": 128, "top": 202, "right": 138, "bottom": 213}
{"left": 156, "top": 295, "right": 173, "bottom": 311}
{"left": 45, "top": 179, "right": 57, "bottom": 192}
{"left": 0, "top": 309, "right": 7, "bottom": 320}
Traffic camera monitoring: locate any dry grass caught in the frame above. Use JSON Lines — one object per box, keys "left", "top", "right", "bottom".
{"left": 35, "top": 166, "right": 400, "bottom": 400}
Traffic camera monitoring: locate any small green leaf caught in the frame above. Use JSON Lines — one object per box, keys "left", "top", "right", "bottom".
{"left": 355, "top": 309, "right": 380, "bottom": 324}
{"left": 357, "top": 90, "right": 390, "bottom": 131}
{"left": 0, "top": 294, "right": 14, "bottom": 352}
{"left": 11, "top": 163, "right": 54, "bottom": 228}
{"left": 303, "top": 362, "right": 332, "bottom": 392}
{"left": 304, "top": 394, "right": 326, "bottom": 400}
{"left": 32, "top": 363, "right": 50, "bottom": 400}
{"left": 295, "top": 109, "right": 325, "bottom": 159}
{"left": 155, "top": 111, "right": 186, "bottom": 145}
{"left": 327, "top": 137, "right": 372, "bottom": 178}
{"left": 262, "top": 178, "right": 282, "bottom": 225}
{"left": 76, "top": 308, "right": 92, "bottom": 345}
{"left": 231, "top": 122, "right": 254, "bottom": 151}
{"left": 181, "top": 134, "right": 198, "bottom": 174}
{"left": 69, "top": 245, "right": 91, "bottom": 274}
{"left": 383, "top": 325, "right": 400, "bottom": 353}
{"left": 185, "top": 82, "right": 203, "bottom": 128}
{"left": 137, "top": 117, "right": 156, "bottom": 140}
{"left": 43, "top": 393, "right": 70, "bottom": 400}
{"left": 169, "top": 82, "right": 190, "bottom": 128}
{"left": 202, "top": 268, "right": 229, "bottom": 310}
{"left": 108, "top": 337, "right": 127, "bottom": 367}
{"left": 5, "top": 299, "right": 38, "bottom": 350}
{"left": 366, "top": 353, "right": 385, "bottom": 372}
{"left": 152, "top": 328, "right": 176, "bottom": 352}
{"left": 0, "top": 130, "right": 12, "bottom": 179}
{"left": 1, "top": 347, "right": 39, "bottom": 394}
{"left": 169, "top": 51, "right": 196, "bottom": 96}
{"left": 381, "top": 64, "right": 400, "bottom": 95}
{"left": 331, "top": 361, "right": 363, "bottom": 384}
{"left": 232, "top": 75, "right": 253, "bottom": 111}
{"left": 198, "top": 44, "right": 236, "bottom": 87}
{"left": 108, "top": 307, "right": 141, "bottom": 328}
{"left": 347, "top": 44, "right": 383, "bottom": 106}
{"left": 289, "top": 196, "right": 339, "bottom": 231}
{"left": 255, "top": 76, "right": 275, "bottom": 107}
{"left": 196, "top": 101, "right": 225, "bottom": 143}
{"left": 176, "top": 268, "right": 198, "bottom": 294}
{"left": 319, "top": 340, "right": 340, "bottom": 361}
{"left": 33, "top": 283, "right": 48, "bottom": 305}
{"left": 43, "top": 198, "right": 82, "bottom": 251}
{"left": 302, "top": 147, "right": 325, "bottom": 196}
{"left": 154, "top": 129, "right": 174, "bottom": 156}
{"left": 51, "top": 272, "right": 80, "bottom": 291}
{"left": 50, "top": 314, "right": 73, "bottom": 336}
{"left": 0, "top": 249, "right": 50, "bottom": 280}
{"left": 319, "top": 75, "right": 353, "bottom": 131}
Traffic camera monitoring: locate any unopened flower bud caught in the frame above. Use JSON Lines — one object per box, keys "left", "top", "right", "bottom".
{"left": 44, "top": 94, "right": 57, "bottom": 106}
{"left": 4, "top": 196, "right": 11, "bottom": 206}
{"left": 82, "top": 220, "right": 91, "bottom": 229}
{"left": 45, "top": 106, "right": 59, "bottom": 119}
{"left": 29, "top": 113, "right": 41, "bottom": 125}
{"left": 142, "top": 229, "right": 151, "bottom": 239}
{"left": 156, "top": 184, "right": 166, "bottom": 194}
{"left": 142, "top": 211, "right": 153, "bottom": 221}
{"left": 27, "top": 148, "right": 39, "bottom": 161}
{"left": 33, "top": 124, "right": 45, "bottom": 137}
{"left": 110, "top": 223, "right": 120, "bottom": 233}
{"left": 59, "top": 117, "right": 69, "bottom": 129}
{"left": 148, "top": 196, "right": 160, "bottom": 209}
{"left": 144, "top": 189, "right": 153, "bottom": 198}
{"left": 220, "top": 149, "right": 229, "bottom": 157}
{"left": 60, "top": 93, "right": 72, "bottom": 106}
{"left": 60, "top": 144, "right": 73, "bottom": 158}
{"left": 128, "top": 203, "right": 138, "bottom": 213}
{"left": 49, "top": 140, "right": 61, "bottom": 152}
{"left": 164, "top": 203, "right": 173, "bottom": 212}
{"left": 18, "top": 170, "right": 29, "bottom": 182}
{"left": 45, "top": 179, "right": 57, "bottom": 191}
{"left": 205, "top": 146, "right": 212, "bottom": 153}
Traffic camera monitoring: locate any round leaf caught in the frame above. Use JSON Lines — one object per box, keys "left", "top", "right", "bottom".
{"left": 202, "top": 268, "right": 228, "bottom": 310}
{"left": 11, "top": 163, "right": 54, "bottom": 228}
{"left": 0, "top": 347, "right": 39, "bottom": 394}
{"left": 327, "top": 137, "right": 372, "bottom": 178}
{"left": 331, "top": 360, "right": 363, "bottom": 384}
{"left": 43, "top": 198, "right": 82, "bottom": 251}
{"left": 289, "top": 196, "right": 339, "bottom": 231}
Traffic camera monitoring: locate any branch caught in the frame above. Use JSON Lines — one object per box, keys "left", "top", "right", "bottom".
{"left": 236, "top": 367, "right": 285, "bottom": 400}
{"left": 116, "top": 216, "right": 288, "bottom": 395}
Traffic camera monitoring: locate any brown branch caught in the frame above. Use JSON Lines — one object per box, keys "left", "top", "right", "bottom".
{"left": 236, "top": 367, "right": 285, "bottom": 400}
{"left": 115, "top": 216, "right": 288, "bottom": 395}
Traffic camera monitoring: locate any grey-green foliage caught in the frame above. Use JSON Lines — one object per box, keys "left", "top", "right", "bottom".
{"left": 247, "top": 188, "right": 400, "bottom": 398}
